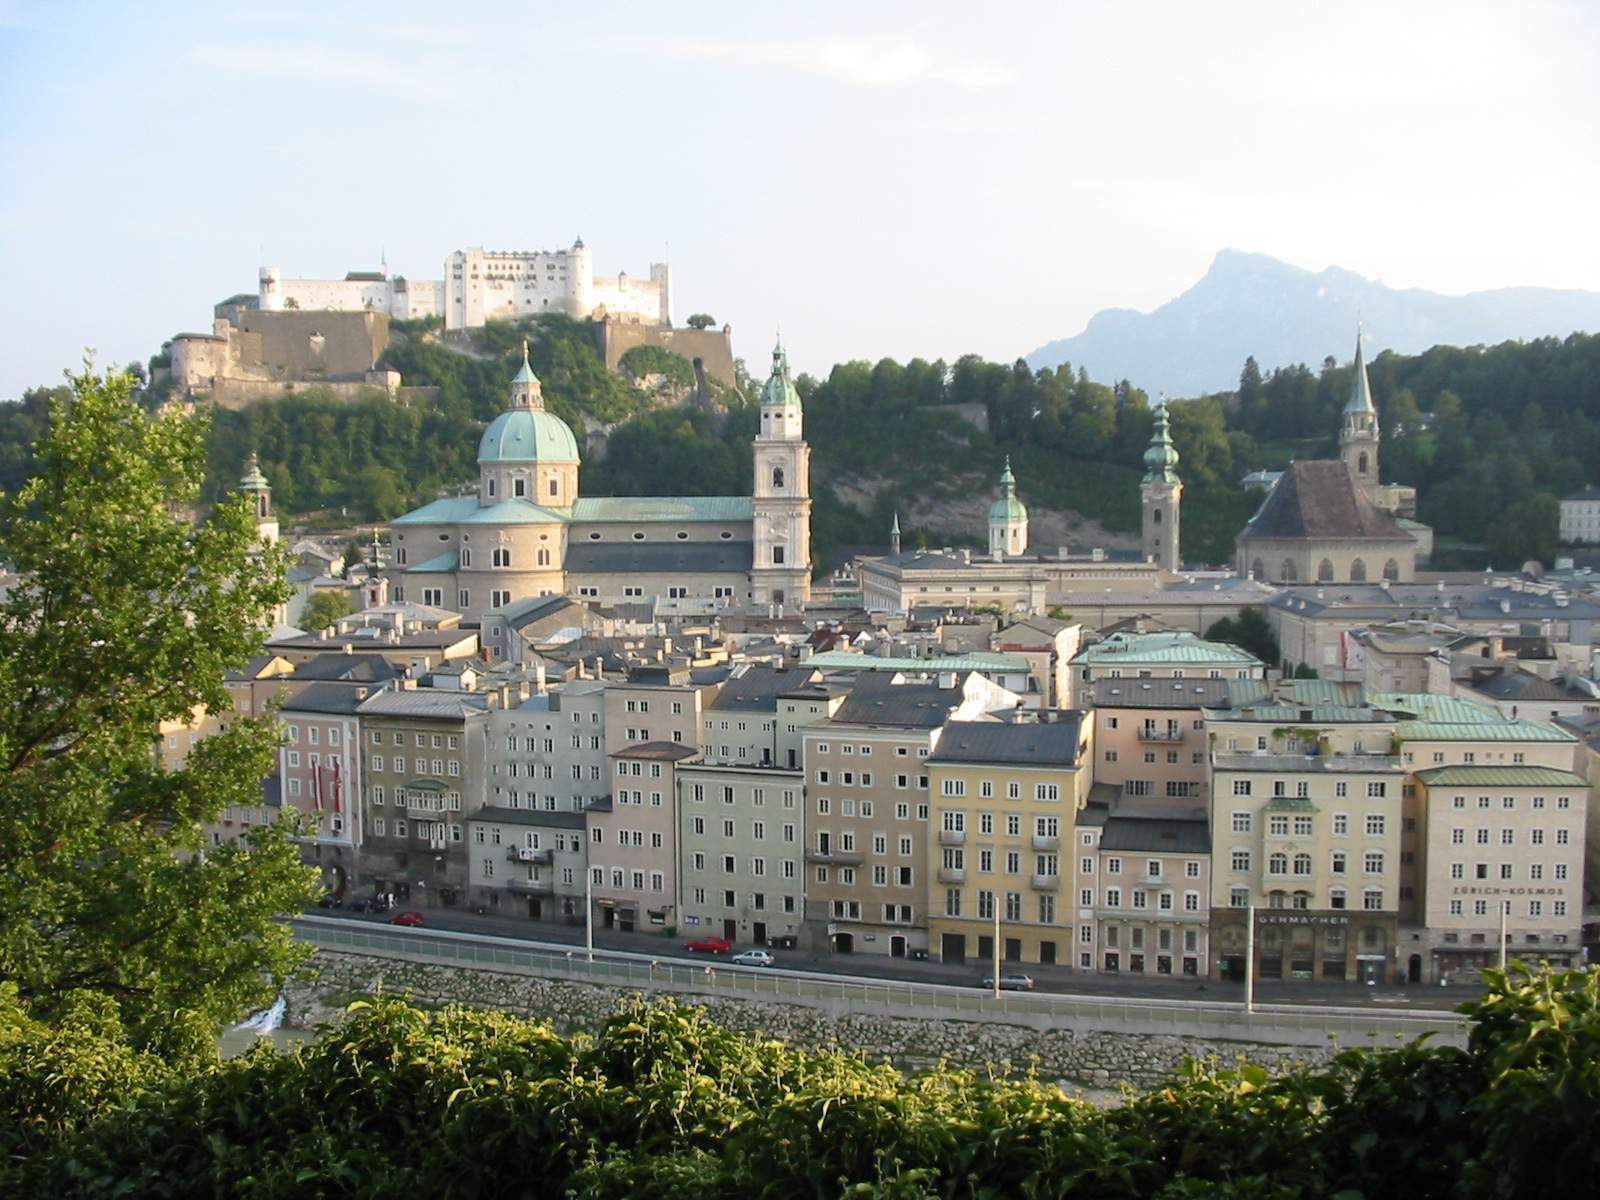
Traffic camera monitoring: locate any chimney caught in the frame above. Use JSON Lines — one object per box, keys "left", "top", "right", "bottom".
{"left": 938, "top": 671, "right": 956, "bottom": 689}
{"left": 662, "top": 637, "right": 672, "bottom": 656}
{"left": 343, "top": 642, "right": 354, "bottom": 654}
{"left": 535, "top": 663, "right": 547, "bottom": 692}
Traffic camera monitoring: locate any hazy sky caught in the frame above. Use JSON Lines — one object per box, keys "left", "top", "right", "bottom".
{"left": 2, "top": 0, "right": 1597, "bottom": 397}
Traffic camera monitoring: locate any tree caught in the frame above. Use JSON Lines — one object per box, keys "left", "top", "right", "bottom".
{"left": 301, "top": 589, "right": 353, "bottom": 632}
{"left": 0, "top": 364, "right": 317, "bottom": 1045}
{"left": 1205, "top": 607, "right": 1279, "bottom": 666}
{"left": 686, "top": 313, "right": 717, "bottom": 330}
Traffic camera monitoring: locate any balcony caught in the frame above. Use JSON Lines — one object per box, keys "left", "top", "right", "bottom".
{"left": 426, "top": 837, "right": 449, "bottom": 852}
{"left": 506, "top": 876, "right": 554, "bottom": 895}
{"left": 1030, "top": 873, "right": 1058, "bottom": 890}
{"left": 937, "top": 867, "right": 966, "bottom": 884}
{"left": 1137, "top": 876, "right": 1167, "bottom": 889}
{"left": 938, "top": 828, "right": 966, "bottom": 846}
{"left": 407, "top": 805, "right": 444, "bottom": 823}
{"left": 507, "top": 846, "right": 553, "bottom": 865}
{"left": 1137, "top": 727, "right": 1184, "bottom": 742}
{"left": 1030, "top": 834, "right": 1059, "bottom": 852}
{"left": 806, "top": 849, "right": 864, "bottom": 867}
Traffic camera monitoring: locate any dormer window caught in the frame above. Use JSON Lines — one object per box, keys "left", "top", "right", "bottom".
{"left": 514, "top": 478, "right": 526, "bottom": 498}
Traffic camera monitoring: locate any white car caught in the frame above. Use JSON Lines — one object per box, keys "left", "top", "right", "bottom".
{"left": 731, "top": 949, "right": 775, "bottom": 967}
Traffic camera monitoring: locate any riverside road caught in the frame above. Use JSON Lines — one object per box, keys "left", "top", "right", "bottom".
{"left": 305, "top": 906, "right": 1484, "bottom": 1012}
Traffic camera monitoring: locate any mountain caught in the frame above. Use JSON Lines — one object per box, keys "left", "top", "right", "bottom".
{"left": 1024, "top": 250, "right": 1600, "bottom": 397}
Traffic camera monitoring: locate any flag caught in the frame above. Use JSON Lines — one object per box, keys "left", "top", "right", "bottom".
{"left": 332, "top": 756, "right": 343, "bottom": 815}
{"left": 311, "top": 759, "right": 323, "bottom": 812}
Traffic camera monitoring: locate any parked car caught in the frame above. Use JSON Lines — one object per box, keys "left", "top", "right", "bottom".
{"left": 684, "top": 935, "right": 732, "bottom": 954}
{"left": 731, "top": 949, "right": 775, "bottom": 967}
{"left": 981, "top": 973, "right": 1035, "bottom": 991}
{"left": 389, "top": 911, "right": 426, "bottom": 928}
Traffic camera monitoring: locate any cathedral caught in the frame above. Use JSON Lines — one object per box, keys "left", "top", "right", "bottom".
{"left": 383, "top": 341, "right": 812, "bottom": 621}
{"left": 1234, "top": 333, "right": 1431, "bottom": 584}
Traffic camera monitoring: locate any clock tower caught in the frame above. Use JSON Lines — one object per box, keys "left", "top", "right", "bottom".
{"left": 751, "top": 339, "right": 812, "bottom": 609}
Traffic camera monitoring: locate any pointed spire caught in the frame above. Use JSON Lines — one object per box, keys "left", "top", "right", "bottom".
{"left": 999, "top": 455, "right": 1016, "bottom": 488}
{"left": 891, "top": 511, "right": 901, "bottom": 534}
{"left": 761, "top": 333, "right": 800, "bottom": 410}
{"left": 1143, "top": 404, "right": 1180, "bottom": 483}
{"left": 1344, "top": 326, "right": 1376, "bottom": 415}
{"left": 890, "top": 511, "right": 901, "bottom": 555}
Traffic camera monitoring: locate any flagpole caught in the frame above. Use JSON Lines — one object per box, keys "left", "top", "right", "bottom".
{"left": 585, "top": 864, "right": 594, "bottom": 964}
{"left": 1244, "top": 903, "right": 1255, "bottom": 1014}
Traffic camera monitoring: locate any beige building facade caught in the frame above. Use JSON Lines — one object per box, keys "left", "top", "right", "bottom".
{"left": 587, "top": 742, "right": 699, "bottom": 933}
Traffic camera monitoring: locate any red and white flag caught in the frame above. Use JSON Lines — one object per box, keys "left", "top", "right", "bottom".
{"left": 311, "top": 759, "right": 323, "bottom": 812}
{"left": 332, "top": 756, "right": 343, "bottom": 815}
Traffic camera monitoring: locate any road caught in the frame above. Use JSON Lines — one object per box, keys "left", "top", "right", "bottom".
{"left": 307, "top": 905, "right": 1483, "bottom": 1012}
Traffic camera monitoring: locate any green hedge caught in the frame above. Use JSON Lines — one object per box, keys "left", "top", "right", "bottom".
{"left": 4, "top": 965, "right": 1599, "bottom": 1197}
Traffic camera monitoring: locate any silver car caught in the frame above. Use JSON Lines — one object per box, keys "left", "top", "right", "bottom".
{"left": 731, "top": 949, "right": 775, "bottom": 967}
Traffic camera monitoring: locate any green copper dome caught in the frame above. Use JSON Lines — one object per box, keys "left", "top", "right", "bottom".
{"left": 239, "top": 452, "right": 270, "bottom": 490}
{"left": 1143, "top": 405, "right": 1180, "bottom": 483}
{"left": 478, "top": 409, "right": 580, "bottom": 464}
{"left": 989, "top": 456, "right": 1028, "bottom": 522}
{"left": 761, "top": 340, "right": 801, "bottom": 408}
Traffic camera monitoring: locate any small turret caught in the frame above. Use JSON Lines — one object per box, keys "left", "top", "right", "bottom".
{"left": 239, "top": 452, "right": 278, "bottom": 545}
{"left": 508, "top": 340, "right": 544, "bottom": 410}
{"left": 890, "top": 511, "right": 901, "bottom": 556}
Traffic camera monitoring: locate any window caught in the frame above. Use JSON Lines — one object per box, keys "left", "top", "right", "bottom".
{"left": 1332, "top": 814, "right": 1349, "bottom": 836}
{"left": 1231, "top": 812, "right": 1251, "bottom": 834}
{"left": 1365, "top": 814, "right": 1385, "bottom": 837}
{"left": 1363, "top": 851, "right": 1384, "bottom": 874}
{"left": 1231, "top": 850, "right": 1250, "bottom": 872}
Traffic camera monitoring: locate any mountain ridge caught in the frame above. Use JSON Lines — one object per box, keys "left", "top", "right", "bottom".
{"left": 1025, "top": 249, "right": 1600, "bottom": 396}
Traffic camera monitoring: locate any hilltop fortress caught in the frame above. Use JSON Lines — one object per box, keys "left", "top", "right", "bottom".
{"left": 258, "top": 237, "right": 670, "bottom": 331}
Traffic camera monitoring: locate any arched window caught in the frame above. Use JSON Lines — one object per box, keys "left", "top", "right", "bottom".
{"left": 461, "top": 548, "right": 472, "bottom": 567}
{"left": 1292, "top": 891, "right": 1311, "bottom": 910}
{"left": 1383, "top": 558, "right": 1400, "bottom": 581}
{"left": 1152, "top": 508, "right": 1162, "bottom": 524}
{"left": 772, "top": 465, "right": 785, "bottom": 489}
{"left": 1251, "top": 558, "right": 1264, "bottom": 580}
{"left": 492, "top": 548, "right": 512, "bottom": 568}
{"left": 1350, "top": 558, "right": 1367, "bottom": 582}
{"left": 1358, "top": 452, "right": 1369, "bottom": 474}
{"left": 1281, "top": 559, "right": 1297, "bottom": 582}
{"left": 1268, "top": 852, "right": 1287, "bottom": 875}
{"left": 1317, "top": 558, "right": 1335, "bottom": 582}
{"left": 1293, "top": 853, "right": 1312, "bottom": 876}
{"left": 549, "top": 477, "right": 559, "bottom": 497}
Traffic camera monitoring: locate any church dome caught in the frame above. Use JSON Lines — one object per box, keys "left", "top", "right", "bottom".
{"left": 478, "top": 408, "right": 580, "bottom": 464}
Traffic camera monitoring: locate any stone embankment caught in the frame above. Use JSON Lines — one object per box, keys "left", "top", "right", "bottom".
{"left": 285, "top": 951, "right": 1342, "bottom": 1094}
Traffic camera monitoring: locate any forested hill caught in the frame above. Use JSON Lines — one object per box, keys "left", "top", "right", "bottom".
{"left": 2, "top": 318, "right": 1597, "bottom": 572}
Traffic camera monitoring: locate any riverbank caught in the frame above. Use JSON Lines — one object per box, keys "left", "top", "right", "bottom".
{"left": 285, "top": 950, "right": 1349, "bottom": 1095}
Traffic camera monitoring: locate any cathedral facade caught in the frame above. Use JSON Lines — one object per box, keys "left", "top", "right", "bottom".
{"left": 384, "top": 342, "right": 811, "bottom": 622}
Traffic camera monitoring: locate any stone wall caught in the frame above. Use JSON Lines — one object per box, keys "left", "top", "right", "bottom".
{"left": 285, "top": 950, "right": 1343, "bottom": 1094}
{"left": 597, "top": 321, "right": 737, "bottom": 389}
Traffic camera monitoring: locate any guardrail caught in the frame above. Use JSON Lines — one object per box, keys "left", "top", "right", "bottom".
{"left": 290, "top": 916, "right": 1467, "bottom": 1049}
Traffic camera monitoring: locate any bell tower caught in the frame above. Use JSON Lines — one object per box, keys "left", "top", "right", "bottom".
{"left": 239, "top": 452, "right": 278, "bottom": 545}
{"left": 1141, "top": 404, "right": 1182, "bottom": 571}
{"left": 1341, "top": 328, "right": 1380, "bottom": 500}
{"left": 751, "top": 339, "right": 811, "bottom": 608}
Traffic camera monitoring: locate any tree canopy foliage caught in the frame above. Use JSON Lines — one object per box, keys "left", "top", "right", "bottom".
{"left": 3, "top": 964, "right": 1599, "bottom": 1196}
{"left": 1204, "top": 608, "right": 1281, "bottom": 668}
{"left": 0, "top": 366, "right": 317, "bottom": 1045}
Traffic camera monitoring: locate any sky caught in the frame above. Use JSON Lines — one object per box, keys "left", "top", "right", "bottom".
{"left": 1, "top": 0, "right": 1598, "bottom": 397}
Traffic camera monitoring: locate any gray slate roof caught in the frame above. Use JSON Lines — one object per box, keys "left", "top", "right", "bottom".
{"left": 929, "top": 715, "right": 1085, "bottom": 767}
{"left": 469, "top": 805, "right": 587, "bottom": 829}
{"left": 563, "top": 541, "right": 753, "bottom": 574}
{"left": 356, "top": 690, "right": 489, "bottom": 720}
{"left": 291, "top": 653, "right": 407, "bottom": 684}
{"left": 831, "top": 673, "right": 966, "bottom": 728}
{"left": 1098, "top": 814, "right": 1210, "bottom": 854}
{"left": 1241, "top": 460, "right": 1410, "bottom": 541}
{"left": 1090, "top": 678, "right": 1239, "bottom": 709}
{"left": 710, "top": 665, "right": 822, "bottom": 713}
{"left": 278, "top": 681, "right": 373, "bottom": 715}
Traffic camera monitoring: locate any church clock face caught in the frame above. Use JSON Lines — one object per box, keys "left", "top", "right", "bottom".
{"left": 764, "top": 516, "right": 788, "bottom": 541}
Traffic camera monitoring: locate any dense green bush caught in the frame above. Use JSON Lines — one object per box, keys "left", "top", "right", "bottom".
{"left": 3, "top": 965, "right": 1598, "bottom": 1197}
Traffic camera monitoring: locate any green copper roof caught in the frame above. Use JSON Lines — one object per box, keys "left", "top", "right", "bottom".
{"left": 761, "top": 340, "right": 801, "bottom": 409}
{"left": 407, "top": 550, "right": 460, "bottom": 573}
{"left": 1076, "top": 630, "right": 1262, "bottom": 666}
{"left": 989, "top": 456, "right": 1028, "bottom": 522}
{"left": 569, "top": 496, "right": 754, "bottom": 523}
{"left": 1142, "top": 404, "right": 1181, "bottom": 483}
{"left": 1368, "top": 693, "right": 1504, "bottom": 723}
{"left": 391, "top": 497, "right": 566, "bottom": 526}
{"left": 239, "top": 452, "right": 270, "bottom": 490}
{"left": 1264, "top": 796, "right": 1321, "bottom": 813}
{"left": 1396, "top": 720, "right": 1576, "bottom": 743}
{"left": 1414, "top": 765, "right": 1588, "bottom": 788}
{"left": 478, "top": 408, "right": 579, "bottom": 464}
{"left": 512, "top": 340, "right": 536, "bottom": 386}
{"left": 1344, "top": 331, "right": 1376, "bottom": 415}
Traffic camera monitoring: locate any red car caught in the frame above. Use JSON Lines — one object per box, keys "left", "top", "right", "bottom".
{"left": 389, "top": 911, "right": 426, "bottom": 927}
{"left": 683, "top": 935, "right": 732, "bottom": 954}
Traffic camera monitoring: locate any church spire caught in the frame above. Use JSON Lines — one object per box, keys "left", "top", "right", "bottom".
{"left": 1344, "top": 327, "right": 1376, "bottom": 416}
{"left": 890, "top": 511, "right": 901, "bottom": 556}
{"left": 1143, "top": 403, "right": 1180, "bottom": 484}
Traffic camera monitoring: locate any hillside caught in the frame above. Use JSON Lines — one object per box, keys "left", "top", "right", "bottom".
{"left": 1026, "top": 249, "right": 1600, "bottom": 396}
